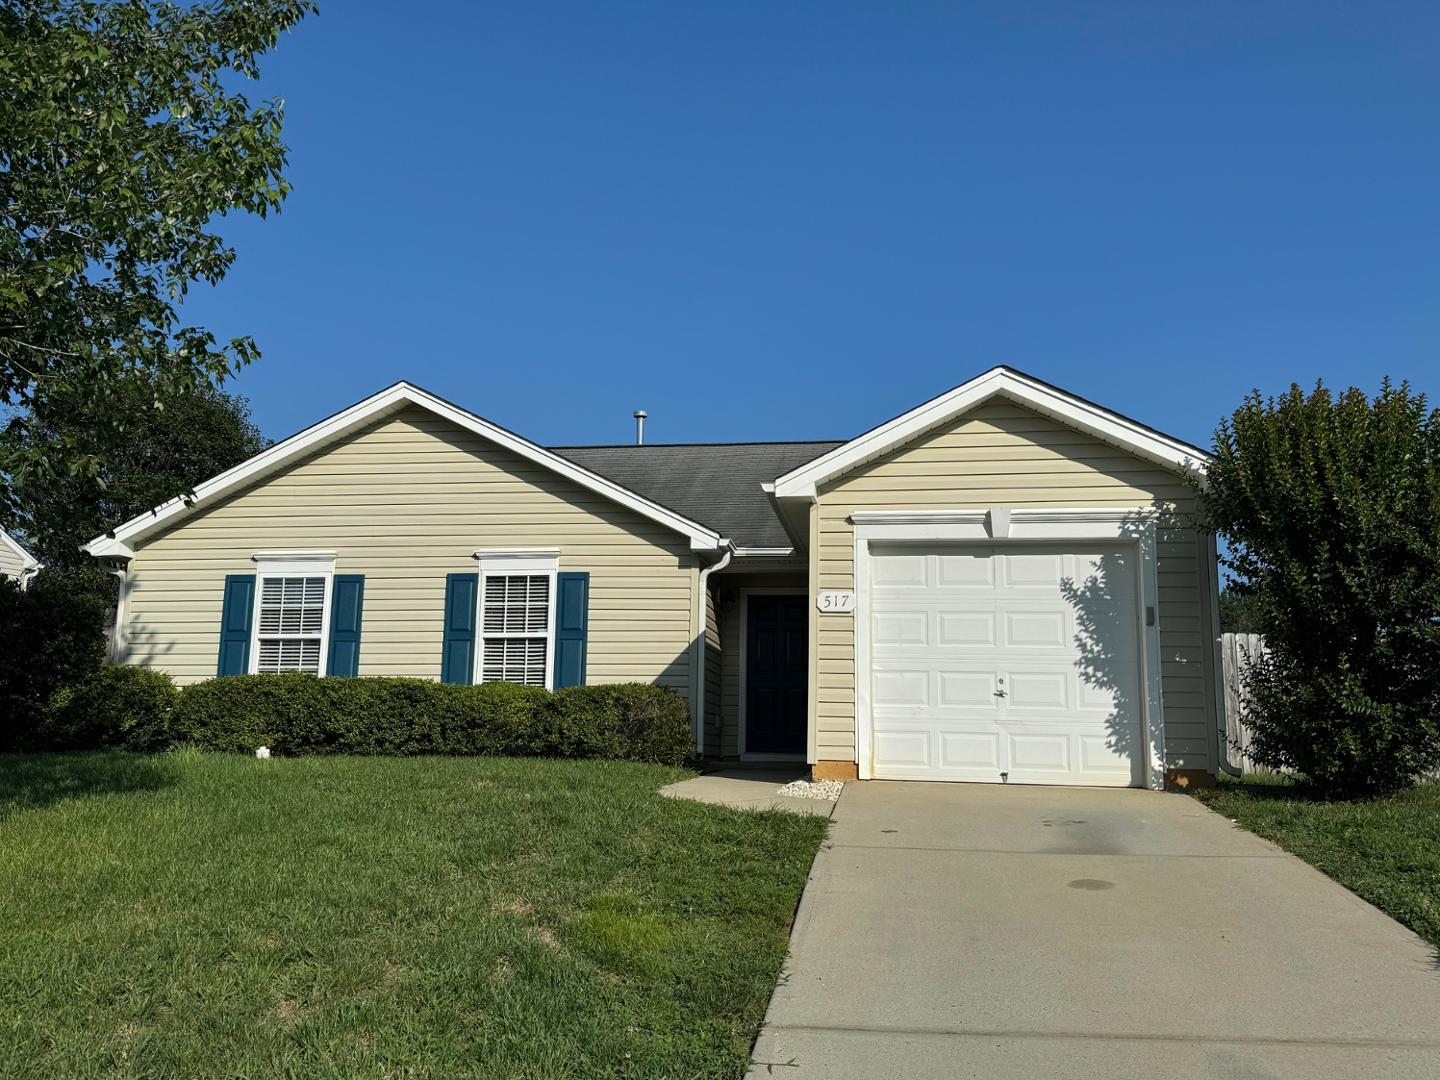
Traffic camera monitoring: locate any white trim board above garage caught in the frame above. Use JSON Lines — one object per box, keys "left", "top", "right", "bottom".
{"left": 772, "top": 366, "right": 1212, "bottom": 499}
{"left": 83, "top": 382, "right": 727, "bottom": 559}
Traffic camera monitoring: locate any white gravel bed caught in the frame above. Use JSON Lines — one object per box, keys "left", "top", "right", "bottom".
{"left": 776, "top": 778, "right": 844, "bottom": 801}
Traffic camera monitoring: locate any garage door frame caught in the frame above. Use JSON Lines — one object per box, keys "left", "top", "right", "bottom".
{"left": 852, "top": 507, "right": 1166, "bottom": 790}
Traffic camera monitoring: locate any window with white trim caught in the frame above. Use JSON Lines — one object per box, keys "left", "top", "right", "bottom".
{"left": 476, "top": 551, "right": 558, "bottom": 689}
{"left": 251, "top": 553, "right": 336, "bottom": 676}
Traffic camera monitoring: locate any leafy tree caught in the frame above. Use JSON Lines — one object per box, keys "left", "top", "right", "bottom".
{"left": 5, "top": 376, "right": 268, "bottom": 565}
{"left": 0, "top": 0, "right": 313, "bottom": 517}
{"left": 1217, "top": 586, "right": 1264, "bottom": 634}
{"left": 1197, "top": 380, "right": 1440, "bottom": 795}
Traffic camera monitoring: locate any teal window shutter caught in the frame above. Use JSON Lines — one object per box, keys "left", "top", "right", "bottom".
{"left": 216, "top": 574, "right": 255, "bottom": 676}
{"left": 553, "top": 571, "right": 590, "bottom": 688}
{"left": 441, "top": 572, "right": 479, "bottom": 684}
{"left": 327, "top": 575, "right": 365, "bottom": 677}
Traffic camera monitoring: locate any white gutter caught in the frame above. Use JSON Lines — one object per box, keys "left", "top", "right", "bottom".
{"left": 694, "top": 543, "right": 735, "bottom": 756}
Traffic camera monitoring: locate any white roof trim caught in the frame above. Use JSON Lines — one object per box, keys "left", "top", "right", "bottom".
{"left": 83, "top": 382, "right": 724, "bottom": 557}
{"left": 2, "top": 528, "right": 39, "bottom": 571}
{"left": 771, "top": 366, "right": 1211, "bottom": 498}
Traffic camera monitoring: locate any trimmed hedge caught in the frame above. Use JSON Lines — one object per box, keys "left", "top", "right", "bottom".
{"left": 167, "top": 674, "right": 692, "bottom": 765}
{"left": 42, "top": 665, "right": 180, "bottom": 751}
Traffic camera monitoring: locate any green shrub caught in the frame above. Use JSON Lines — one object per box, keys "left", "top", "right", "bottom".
{"left": 1197, "top": 378, "right": 1440, "bottom": 795}
{"left": 447, "top": 682, "right": 551, "bottom": 755}
{"left": 545, "top": 684, "right": 691, "bottom": 766}
{"left": 167, "top": 674, "right": 690, "bottom": 764}
{"left": 43, "top": 666, "right": 179, "bottom": 751}
{"left": 0, "top": 575, "right": 108, "bottom": 750}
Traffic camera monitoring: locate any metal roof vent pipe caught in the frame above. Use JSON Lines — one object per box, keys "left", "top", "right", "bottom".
{"left": 633, "top": 410, "right": 647, "bottom": 445}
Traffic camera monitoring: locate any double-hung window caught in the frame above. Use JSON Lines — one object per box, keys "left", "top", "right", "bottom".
{"left": 251, "top": 553, "right": 336, "bottom": 675}
{"left": 475, "top": 550, "right": 558, "bottom": 689}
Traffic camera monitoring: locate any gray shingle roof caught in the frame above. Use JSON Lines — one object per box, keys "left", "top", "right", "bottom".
{"left": 550, "top": 441, "right": 843, "bottom": 548}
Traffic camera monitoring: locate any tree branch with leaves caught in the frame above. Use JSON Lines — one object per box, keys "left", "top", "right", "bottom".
{"left": 0, "top": 0, "right": 313, "bottom": 520}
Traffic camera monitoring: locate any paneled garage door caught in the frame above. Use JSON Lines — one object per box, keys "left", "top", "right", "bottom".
{"left": 868, "top": 542, "right": 1143, "bottom": 786}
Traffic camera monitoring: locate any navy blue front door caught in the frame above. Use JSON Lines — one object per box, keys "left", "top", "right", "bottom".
{"left": 746, "top": 594, "right": 807, "bottom": 755}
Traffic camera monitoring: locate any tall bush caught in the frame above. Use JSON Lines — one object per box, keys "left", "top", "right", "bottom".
{"left": 1197, "top": 379, "right": 1440, "bottom": 795}
{"left": 0, "top": 573, "right": 107, "bottom": 749}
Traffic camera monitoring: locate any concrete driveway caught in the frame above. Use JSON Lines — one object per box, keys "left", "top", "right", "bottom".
{"left": 748, "top": 782, "right": 1440, "bottom": 1079}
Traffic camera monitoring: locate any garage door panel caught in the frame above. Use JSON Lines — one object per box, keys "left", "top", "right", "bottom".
{"left": 936, "top": 551, "right": 995, "bottom": 587}
{"left": 874, "top": 610, "right": 929, "bottom": 647}
{"left": 868, "top": 543, "right": 1142, "bottom": 787}
{"left": 873, "top": 667, "right": 930, "bottom": 707}
{"left": 873, "top": 730, "right": 931, "bottom": 770}
{"left": 940, "top": 731, "right": 1002, "bottom": 771}
{"left": 938, "top": 611, "right": 995, "bottom": 646}
{"left": 1008, "top": 732, "right": 1071, "bottom": 772}
{"left": 1076, "top": 676, "right": 1127, "bottom": 712}
{"left": 1003, "top": 610, "right": 1068, "bottom": 648}
{"left": 1079, "top": 735, "right": 1135, "bottom": 774}
{"left": 873, "top": 554, "right": 928, "bottom": 585}
{"left": 937, "top": 671, "right": 999, "bottom": 708}
{"left": 1001, "top": 552, "right": 1066, "bottom": 589}
{"left": 1075, "top": 549, "right": 1136, "bottom": 599}
{"left": 1004, "top": 670, "right": 1070, "bottom": 710}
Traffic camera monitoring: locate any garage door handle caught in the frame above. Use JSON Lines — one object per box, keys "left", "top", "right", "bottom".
{"left": 993, "top": 689, "right": 1007, "bottom": 698}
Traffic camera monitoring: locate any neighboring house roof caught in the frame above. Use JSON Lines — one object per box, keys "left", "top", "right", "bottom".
{"left": 772, "top": 365, "right": 1212, "bottom": 499}
{"left": 1, "top": 528, "right": 40, "bottom": 575}
{"left": 83, "top": 382, "right": 726, "bottom": 559}
{"left": 553, "top": 441, "right": 843, "bottom": 550}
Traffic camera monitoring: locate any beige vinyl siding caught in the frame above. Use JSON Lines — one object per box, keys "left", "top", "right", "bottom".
{"left": 813, "top": 397, "right": 1215, "bottom": 772}
{"left": 0, "top": 537, "right": 27, "bottom": 582}
{"left": 123, "top": 407, "right": 698, "bottom": 701}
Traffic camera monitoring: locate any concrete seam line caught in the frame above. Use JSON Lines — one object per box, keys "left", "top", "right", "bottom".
{"left": 762, "top": 1023, "right": 1440, "bottom": 1050}
{"left": 826, "top": 843, "right": 1290, "bottom": 858}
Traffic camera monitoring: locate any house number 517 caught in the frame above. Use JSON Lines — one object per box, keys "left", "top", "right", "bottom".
{"left": 816, "top": 591, "right": 856, "bottom": 613}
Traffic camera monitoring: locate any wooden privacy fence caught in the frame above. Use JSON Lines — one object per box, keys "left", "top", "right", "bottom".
{"left": 1221, "top": 632, "right": 1267, "bottom": 773}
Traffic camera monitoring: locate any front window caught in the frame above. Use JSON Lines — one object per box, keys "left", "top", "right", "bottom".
{"left": 475, "top": 551, "right": 558, "bottom": 688}
{"left": 482, "top": 574, "right": 550, "bottom": 684}
{"left": 256, "top": 576, "right": 327, "bottom": 673}
{"left": 250, "top": 553, "right": 336, "bottom": 675}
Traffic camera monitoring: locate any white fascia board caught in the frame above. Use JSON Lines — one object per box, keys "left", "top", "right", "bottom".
{"left": 1, "top": 529, "right": 40, "bottom": 571}
{"left": 772, "top": 367, "right": 1212, "bottom": 498}
{"left": 82, "top": 382, "right": 724, "bottom": 556}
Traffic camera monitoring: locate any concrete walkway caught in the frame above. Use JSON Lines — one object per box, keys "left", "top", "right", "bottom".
{"left": 748, "top": 782, "right": 1440, "bottom": 1079}
{"left": 660, "top": 769, "right": 836, "bottom": 817}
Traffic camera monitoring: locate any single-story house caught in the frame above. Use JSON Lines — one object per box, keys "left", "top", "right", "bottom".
{"left": 85, "top": 366, "right": 1222, "bottom": 789}
{"left": 1, "top": 528, "right": 40, "bottom": 588}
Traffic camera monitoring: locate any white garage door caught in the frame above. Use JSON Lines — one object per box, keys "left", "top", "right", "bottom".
{"left": 868, "top": 542, "right": 1143, "bottom": 786}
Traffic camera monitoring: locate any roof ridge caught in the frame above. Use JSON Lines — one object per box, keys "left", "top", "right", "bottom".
{"left": 551, "top": 438, "right": 846, "bottom": 449}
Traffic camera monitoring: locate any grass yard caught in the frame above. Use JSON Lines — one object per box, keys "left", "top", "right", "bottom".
{"left": 0, "top": 752, "right": 827, "bottom": 1079}
{"left": 1194, "top": 776, "right": 1440, "bottom": 950}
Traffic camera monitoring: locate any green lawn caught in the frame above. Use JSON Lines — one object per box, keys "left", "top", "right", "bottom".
{"left": 1194, "top": 776, "right": 1440, "bottom": 949}
{"left": 0, "top": 752, "right": 827, "bottom": 1079}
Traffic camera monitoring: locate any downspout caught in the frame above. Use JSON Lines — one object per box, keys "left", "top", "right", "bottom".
{"left": 100, "top": 557, "right": 131, "bottom": 664}
{"left": 694, "top": 543, "right": 734, "bottom": 757}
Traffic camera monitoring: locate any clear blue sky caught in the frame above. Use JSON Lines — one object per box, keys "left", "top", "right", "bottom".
{"left": 184, "top": 1, "right": 1439, "bottom": 449}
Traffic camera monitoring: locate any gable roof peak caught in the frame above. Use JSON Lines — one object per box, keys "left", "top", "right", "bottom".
{"left": 83, "top": 380, "right": 724, "bottom": 559}
{"left": 771, "top": 364, "right": 1210, "bottom": 498}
